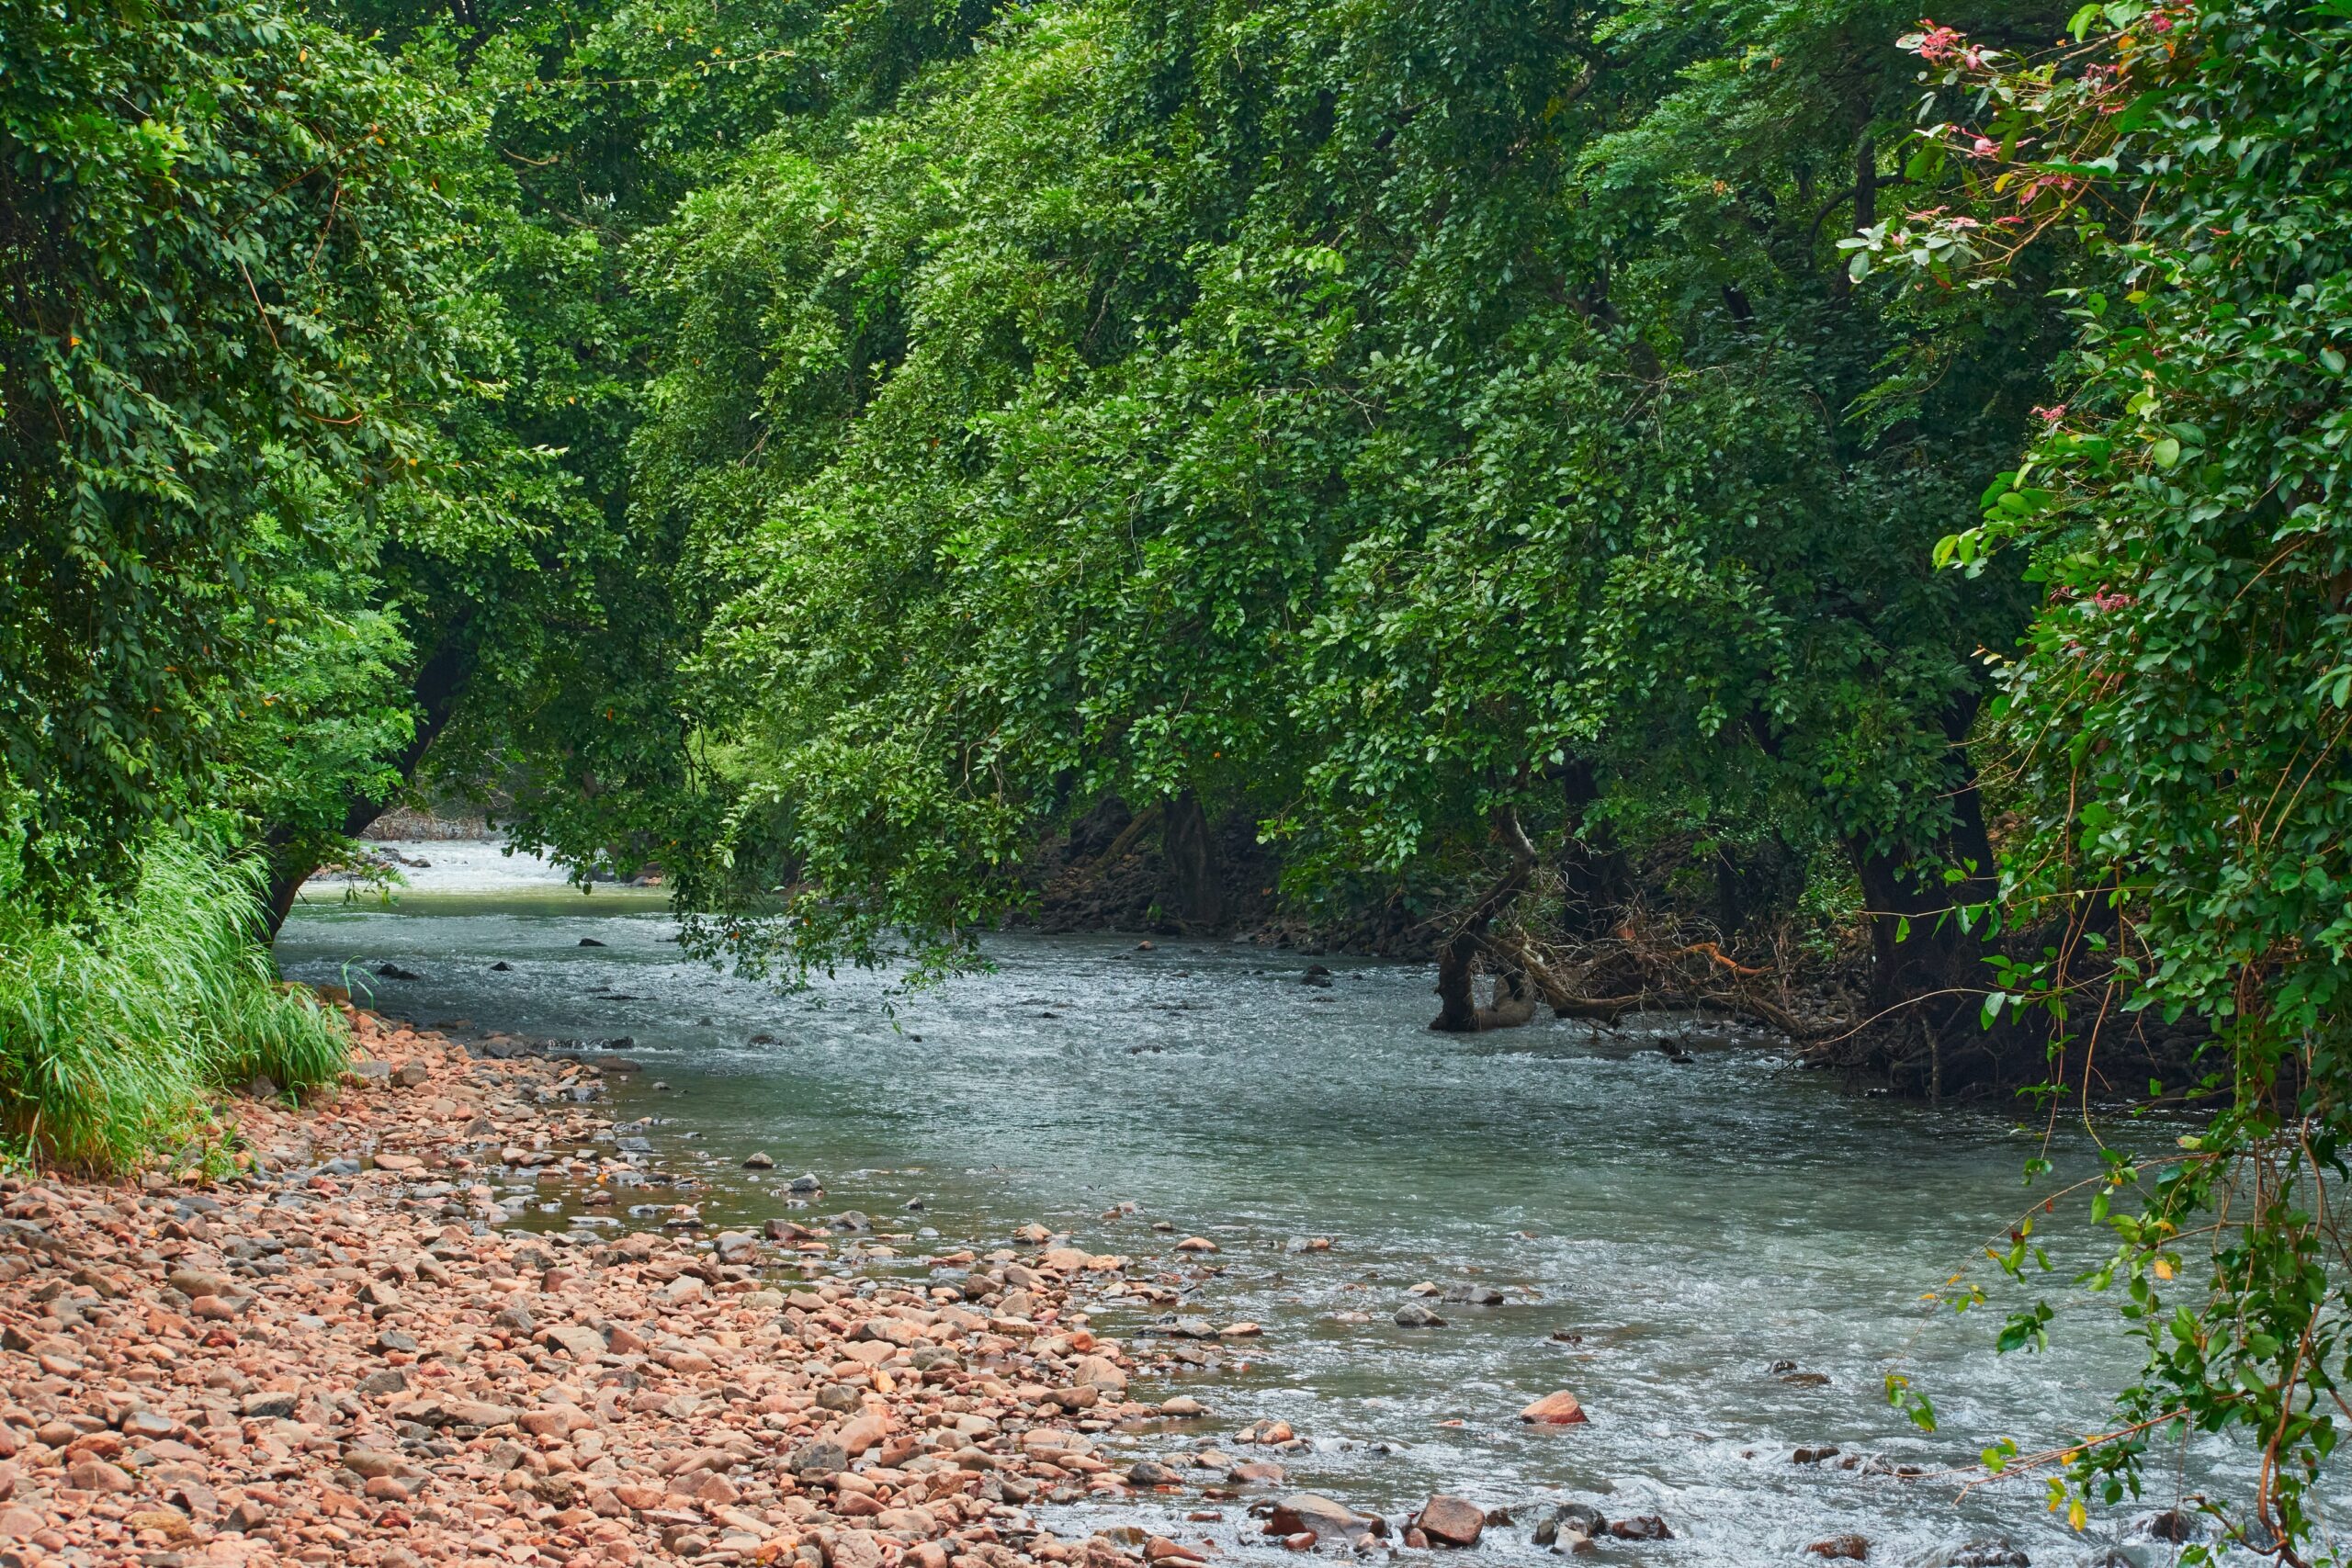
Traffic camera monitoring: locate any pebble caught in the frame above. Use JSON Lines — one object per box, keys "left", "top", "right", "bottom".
{"left": 0, "top": 1003, "right": 1266, "bottom": 1568}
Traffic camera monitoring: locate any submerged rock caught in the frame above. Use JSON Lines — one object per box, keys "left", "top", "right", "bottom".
{"left": 1920, "top": 1541, "right": 2030, "bottom": 1567}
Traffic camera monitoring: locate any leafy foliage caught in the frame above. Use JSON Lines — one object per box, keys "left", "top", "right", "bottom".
{"left": 0, "top": 0, "right": 491, "bottom": 897}
{"left": 1865, "top": 0, "right": 2352, "bottom": 1553}
{"left": 646, "top": 0, "right": 2063, "bottom": 983}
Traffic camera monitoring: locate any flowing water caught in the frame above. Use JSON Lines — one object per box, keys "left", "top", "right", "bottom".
{"left": 275, "top": 845, "right": 2253, "bottom": 1566}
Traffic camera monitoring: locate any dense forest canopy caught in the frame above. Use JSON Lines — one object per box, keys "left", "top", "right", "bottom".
{"left": 3, "top": 0, "right": 2350, "bottom": 1551}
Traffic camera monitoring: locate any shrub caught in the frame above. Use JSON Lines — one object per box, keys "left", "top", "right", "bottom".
{"left": 0, "top": 837, "right": 348, "bottom": 1170}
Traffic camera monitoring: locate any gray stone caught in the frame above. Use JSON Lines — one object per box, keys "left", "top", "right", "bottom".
{"left": 787, "top": 1438, "right": 849, "bottom": 1477}
{"left": 1439, "top": 1283, "right": 1505, "bottom": 1305}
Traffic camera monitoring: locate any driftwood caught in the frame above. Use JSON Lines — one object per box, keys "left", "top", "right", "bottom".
{"left": 1427, "top": 807, "right": 1837, "bottom": 1041}
{"left": 1474, "top": 931, "right": 1826, "bottom": 1040}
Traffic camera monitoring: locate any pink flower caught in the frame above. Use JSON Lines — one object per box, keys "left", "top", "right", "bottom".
{"left": 1972, "top": 135, "right": 1998, "bottom": 158}
{"left": 2033, "top": 404, "right": 2067, "bottom": 423}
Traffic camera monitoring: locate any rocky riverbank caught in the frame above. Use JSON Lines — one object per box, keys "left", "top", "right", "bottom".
{"left": 0, "top": 1010, "right": 1299, "bottom": 1568}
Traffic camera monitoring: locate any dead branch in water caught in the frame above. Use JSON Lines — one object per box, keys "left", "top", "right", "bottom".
{"left": 1439, "top": 895, "right": 1839, "bottom": 1042}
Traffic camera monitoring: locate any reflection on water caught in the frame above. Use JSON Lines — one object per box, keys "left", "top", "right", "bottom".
{"left": 276, "top": 848, "right": 2250, "bottom": 1565}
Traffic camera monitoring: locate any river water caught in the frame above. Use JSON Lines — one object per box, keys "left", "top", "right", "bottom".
{"left": 275, "top": 845, "right": 2246, "bottom": 1566}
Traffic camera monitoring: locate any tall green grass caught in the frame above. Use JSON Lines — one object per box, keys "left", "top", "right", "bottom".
{"left": 0, "top": 837, "right": 350, "bottom": 1171}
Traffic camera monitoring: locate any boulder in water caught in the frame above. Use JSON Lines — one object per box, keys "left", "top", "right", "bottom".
{"left": 1263, "top": 1495, "right": 1382, "bottom": 1548}
{"left": 1394, "top": 1301, "right": 1448, "bottom": 1328}
{"left": 1519, "top": 1390, "right": 1589, "bottom": 1425}
{"left": 2128, "top": 1509, "right": 2199, "bottom": 1543}
{"left": 1532, "top": 1502, "right": 1606, "bottom": 1547}
{"left": 1609, "top": 1516, "right": 1674, "bottom": 1541}
{"left": 1416, "top": 1495, "right": 1483, "bottom": 1548}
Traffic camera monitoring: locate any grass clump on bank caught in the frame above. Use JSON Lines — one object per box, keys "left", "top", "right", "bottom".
{"left": 0, "top": 836, "right": 348, "bottom": 1172}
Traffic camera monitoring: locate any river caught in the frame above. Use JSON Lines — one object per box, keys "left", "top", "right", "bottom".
{"left": 274, "top": 843, "right": 2239, "bottom": 1566}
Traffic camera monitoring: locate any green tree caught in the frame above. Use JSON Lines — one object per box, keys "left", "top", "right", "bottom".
{"left": 0, "top": 0, "right": 493, "bottom": 900}
{"left": 642, "top": 0, "right": 2064, "bottom": 1012}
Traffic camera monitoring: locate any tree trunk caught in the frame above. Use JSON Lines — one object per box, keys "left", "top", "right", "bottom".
{"left": 1156, "top": 789, "right": 1223, "bottom": 931}
{"left": 1431, "top": 937, "right": 1539, "bottom": 1032}
{"left": 261, "top": 635, "right": 474, "bottom": 937}
{"left": 1557, "top": 760, "right": 1625, "bottom": 940}
{"left": 1430, "top": 808, "right": 1539, "bottom": 1032}
{"left": 1432, "top": 935, "right": 1484, "bottom": 1032}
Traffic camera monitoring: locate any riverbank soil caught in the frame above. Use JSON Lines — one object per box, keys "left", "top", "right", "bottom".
{"left": 0, "top": 1013, "right": 1238, "bottom": 1568}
